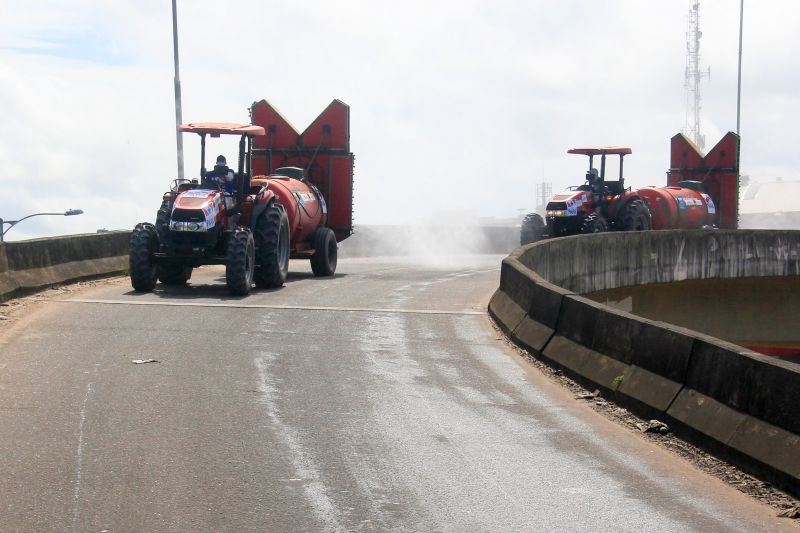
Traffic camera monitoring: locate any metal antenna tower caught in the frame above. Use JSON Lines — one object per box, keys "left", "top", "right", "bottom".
{"left": 683, "top": 2, "right": 711, "bottom": 149}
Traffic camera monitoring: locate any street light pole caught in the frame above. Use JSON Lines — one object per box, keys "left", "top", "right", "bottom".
{"left": 0, "top": 209, "right": 84, "bottom": 244}
{"left": 172, "top": 0, "right": 185, "bottom": 181}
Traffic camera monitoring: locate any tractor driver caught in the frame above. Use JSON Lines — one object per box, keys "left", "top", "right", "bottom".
{"left": 587, "top": 167, "right": 603, "bottom": 194}
{"left": 205, "top": 155, "right": 236, "bottom": 194}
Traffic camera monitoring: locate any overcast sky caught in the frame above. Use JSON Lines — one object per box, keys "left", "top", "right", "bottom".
{"left": 1, "top": 0, "right": 798, "bottom": 240}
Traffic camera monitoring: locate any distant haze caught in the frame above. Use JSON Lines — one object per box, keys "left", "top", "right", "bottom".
{"left": 1, "top": 1, "right": 799, "bottom": 240}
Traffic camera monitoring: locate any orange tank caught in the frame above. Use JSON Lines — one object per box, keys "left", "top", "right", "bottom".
{"left": 250, "top": 176, "right": 326, "bottom": 246}
{"left": 637, "top": 186, "right": 716, "bottom": 230}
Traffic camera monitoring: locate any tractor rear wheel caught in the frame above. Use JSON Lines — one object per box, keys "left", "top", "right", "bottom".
{"left": 129, "top": 223, "right": 159, "bottom": 292}
{"left": 619, "top": 199, "right": 652, "bottom": 231}
{"left": 158, "top": 262, "right": 192, "bottom": 285}
{"left": 226, "top": 227, "right": 255, "bottom": 296}
{"left": 580, "top": 213, "right": 608, "bottom": 234}
{"left": 520, "top": 213, "right": 546, "bottom": 245}
{"left": 310, "top": 227, "right": 338, "bottom": 277}
{"left": 253, "top": 205, "right": 289, "bottom": 289}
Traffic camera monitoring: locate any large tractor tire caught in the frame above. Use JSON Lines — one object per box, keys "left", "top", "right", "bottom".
{"left": 253, "top": 205, "right": 289, "bottom": 289}
{"left": 155, "top": 202, "right": 172, "bottom": 245}
{"left": 129, "top": 223, "right": 159, "bottom": 292}
{"left": 520, "top": 213, "right": 546, "bottom": 245}
{"left": 580, "top": 213, "right": 608, "bottom": 234}
{"left": 619, "top": 199, "right": 652, "bottom": 231}
{"left": 310, "top": 227, "right": 338, "bottom": 277}
{"left": 226, "top": 227, "right": 255, "bottom": 296}
{"left": 158, "top": 262, "right": 192, "bottom": 285}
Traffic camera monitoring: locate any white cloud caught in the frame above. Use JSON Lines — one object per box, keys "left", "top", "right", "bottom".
{"left": 0, "top": 0, "right": 798, "bottom": 239}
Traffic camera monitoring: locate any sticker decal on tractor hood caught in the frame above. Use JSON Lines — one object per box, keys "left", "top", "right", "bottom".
{"left": 180, "top": 189, "right": 217, "bottom": 198}
{"left": 565, "top": 192, "right": 589, "bottom": 215}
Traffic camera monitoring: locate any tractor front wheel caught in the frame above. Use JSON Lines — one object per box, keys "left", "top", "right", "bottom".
{"left": 310, "top": 227, "right": 338, "bottom": 277}
{"left": 619, "top": 199, "right": 652, "bottom": 231}
{"left": 226, "top": 227, "right": 255, "bottom": 296}
{"left": 580, "top": 213, "right": 608, "bottom": 234}
{"left": 129, "top": 223, "right": 159, "bottom": 292}
{"left": 253, "top": 205, "right": 289, "bottom": 289}
{"left": 520, "top": 213, "right": 546, "bottom": 245}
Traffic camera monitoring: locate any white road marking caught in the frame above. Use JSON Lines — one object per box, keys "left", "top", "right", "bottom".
{"left": 72, "top": 380, "right": 94, "bottom": 530}
{"left": 59, "top": 298, "right": 484, "bottom": 316}
{"left": 254, "top": 355, "right": 345, "bottom": 532}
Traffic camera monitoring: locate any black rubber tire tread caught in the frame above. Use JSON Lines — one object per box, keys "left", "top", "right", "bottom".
{"left": 310, "top": 227, "right": 338, "bottom": 277}
{"left": 129, "top": 223, "right": 158, "bottom": 292}
{"left": 155, "top": 202, "right": 172, "bottom": 245}
{"left": 226, "top": 227, "right": 255, "bottom": 296}
{"left": 253, "top": 205, "right": 289, "bottom": 288}
{"left": 158, "top": 263, "right": 192, "bottom": 285}
{"left": 619, "top": 199, "right": 652, "bottom": 231}
{"left": 579, "top": 212, "right": 608, "bottom": 234}
{"left": 520, "top": 213, "right": 546, "bottom": 245}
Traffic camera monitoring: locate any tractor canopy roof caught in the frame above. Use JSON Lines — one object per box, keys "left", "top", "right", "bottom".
{"left": 179, "top": 122, "right": 265, "bottom": 136}
{"left": 568, "top": 147, "right": 632, "bottom": 156}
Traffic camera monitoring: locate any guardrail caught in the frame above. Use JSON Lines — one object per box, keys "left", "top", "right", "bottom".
{"left": 489, "top": 230, "right": 800, "bottom": 493}
{"left": 0, "top": 231, "right": 130, "bottom": 301}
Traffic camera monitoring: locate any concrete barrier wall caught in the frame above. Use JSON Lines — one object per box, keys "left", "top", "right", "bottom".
{"left": 0, "top": 231, "right": 130, "bottom": 301}
{"left": 523, "top": 229, "right": 800, "bottom": 293}
{"left": 489, "top": 230, "right": 800, "bottom": 492}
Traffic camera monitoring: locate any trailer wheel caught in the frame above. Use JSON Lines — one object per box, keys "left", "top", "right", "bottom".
{"left": 520, "top": 213, "right": 546, "bottom": 245}
{"left": 129, "top": 223, "right": 159, "bottom": 292}
{"left": 158, "top": 263, "right": 192, "bottom": 285}
{"left": 580, "top": 213, "right": 608, "bottom": 234}
{"left": 619, "top": 199, "right": 652, "bottom": 231}
{"left": 253, "top": 205, "right": 289, "bottom": 289}
{"left": 226, "top": 227, "right": 255, "bottom": 296}
{"left": 310, "top": 227, "right": 338, "bottom": 277}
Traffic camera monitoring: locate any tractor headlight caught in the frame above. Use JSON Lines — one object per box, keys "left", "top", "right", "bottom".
{"left": 170, "top": 221, "right": 207, "bottom": 232}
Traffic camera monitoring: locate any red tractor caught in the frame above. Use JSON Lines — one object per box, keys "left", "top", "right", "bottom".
{"left": 520, "top": 132, "right": 740, "bottom": 244}
{"left": 129, "top": 100, "right": 355, "bottom": 296}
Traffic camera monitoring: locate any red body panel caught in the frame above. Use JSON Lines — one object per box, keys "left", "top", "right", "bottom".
{"left": 173, "top": 189, "right": 226, "bottom": 228}
{"left": 637, "top": 187, "right": 716, "bottom": 230}
{"left": 250, "top": 99, "right": 354, "bottom": 242}
{"left": 667, "top": 132, "right": 740, "bottom": 229}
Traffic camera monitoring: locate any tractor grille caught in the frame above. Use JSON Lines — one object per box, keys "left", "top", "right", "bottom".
{"left": 171, "top": 209, "right": 205, "bottom": 222}
{"left": 546, "top": 201, "right": 568, "bottom": 210}
{"left": 548, "top": 217, "right": 581, "bottom": 236}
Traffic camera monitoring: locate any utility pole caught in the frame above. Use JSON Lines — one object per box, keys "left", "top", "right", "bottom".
{"left": 683, "top": 2, "right": 711, "bottom": 149}
{"left": 172, "top": 0, "right": 185, "bottom": 180}
{"left": 736, "top": 0, "right": 744, "bottom": 135}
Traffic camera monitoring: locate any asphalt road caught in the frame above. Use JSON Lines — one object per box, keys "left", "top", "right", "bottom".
{"left": 0, "top": 256, "right": 792, "bottom": 532}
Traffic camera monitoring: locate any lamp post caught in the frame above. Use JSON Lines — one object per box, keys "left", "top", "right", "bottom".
{"left": 0, "top": 209, "right": 84, "bottom": 244}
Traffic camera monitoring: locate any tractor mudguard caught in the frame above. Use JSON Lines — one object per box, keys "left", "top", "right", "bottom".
{"left": 249, "top": 189, "right": 277, "bottom": 229}
{"left": 609, "top": 194, "right": 641, "bottom": 219}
